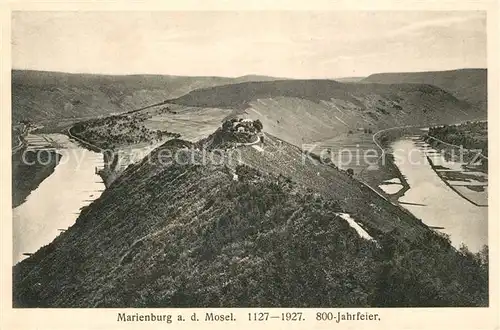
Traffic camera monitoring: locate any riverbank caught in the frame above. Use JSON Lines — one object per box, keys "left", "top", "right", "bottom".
{"left": 12, "top": 149, "right": 62, "bottom": 208}
{"left": 359, "top": 126, "right": 425, "bottom": 202}
{"left": 13, "top": 134, "right": 106, "bottom": 264}
{"left": 367, "top": 127, "right": 488, "bottom": 251}
{"left": 68, "top": 124, "right": 182, "bottom": 188}
{"left": 67, "top": 125, "right": 118, "bottom": 187}
{"left": 426, "top": 154, "right": 487, "bottom": 207}
{"left": 424, "top": 135, "right": 488, "bottom": 173}
{"left": 67, "top": 125, "right": 102, "bottom": 153}
{"left": 391, "top": 138, "right": 487, "bottom": 252}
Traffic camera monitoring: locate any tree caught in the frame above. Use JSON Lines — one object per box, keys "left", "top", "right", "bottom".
{"left": 222, "top": 120, "right": 233, "bottom": 131}
{"left": 253, "top": 119, "right": 263, "bottom": 132}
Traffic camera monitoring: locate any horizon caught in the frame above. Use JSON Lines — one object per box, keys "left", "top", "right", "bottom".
{"left": 12, "top": 11, "right": 486, "bottom": 78}
{"left": 11, "top": 67, "right": 487, "bottom": 80}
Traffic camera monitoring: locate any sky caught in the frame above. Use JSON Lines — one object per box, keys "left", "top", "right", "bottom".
{"left": 11, "top": 11, "right": 487, "bottom": 78}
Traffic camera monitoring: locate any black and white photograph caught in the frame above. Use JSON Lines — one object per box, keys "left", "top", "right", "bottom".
{"left": 7, "top": 8, "right": 493, "bottom": 314}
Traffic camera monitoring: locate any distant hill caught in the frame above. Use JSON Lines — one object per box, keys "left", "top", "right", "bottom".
{"left": 169, "top": 79, "right": 477, "bottom": 146}
{"left": 362, "top": 69, "right": 487, "bottom": 112}
{"left": 13, "top": 133, "right": 488, "bottom": 307}
{"left": 11, "top": 70, "right": 280, "bottom": 123}
{"left": 334, "top": 76, "right": 366, "bottom": 83}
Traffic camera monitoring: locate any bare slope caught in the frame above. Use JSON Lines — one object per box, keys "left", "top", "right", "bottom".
{"left": 168, "top": 79, "right": 476, "bottom": 146}
{"left": 12, "top": 70, "right": 279, "bottom": 123}
{"left": 13, "top": 134, "right": 488, "bottom": 307}
{"left": 363, "top": 69, "right": 487, "bottom": 112}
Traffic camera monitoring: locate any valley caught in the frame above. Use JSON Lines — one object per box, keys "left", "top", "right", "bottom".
{"left": 12, "top": 128, "right": 489, "bottom": 307}
{"left": 60, "top": 77, "right": 480, "bottom": 187}
{"left": 11, "top": 71, "right": 489, "bottom": 308}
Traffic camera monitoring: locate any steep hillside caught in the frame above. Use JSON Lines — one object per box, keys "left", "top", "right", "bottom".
{"left": 168, "top": 79, "right": 476, "bottom": 146}
{"left": 12, "top": 150, "right": 61, "bottom": 207}
{"left": 363, "top": 69, "right": 487, "bottom": 112}
{"left": 11, "top": 70, "right": 279, "bottom": 123}
{"left": 13, "top": 134, "right": 488, "bottom": 307}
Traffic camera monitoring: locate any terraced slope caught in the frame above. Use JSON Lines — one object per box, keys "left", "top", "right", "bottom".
{"left": 169, "top": 79, "right": 476, "bottom": 146}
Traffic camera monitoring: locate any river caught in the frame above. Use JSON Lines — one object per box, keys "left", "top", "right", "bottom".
{"left": 391, "top": 138, "right": 488, "bottom": 252}
{"left": 12, "top": 134, "right": 105, "bottom": 264}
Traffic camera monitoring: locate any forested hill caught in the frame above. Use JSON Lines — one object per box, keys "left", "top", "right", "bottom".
{"left": 363, "top": 69, "right": 487, "bottom": 112}
{"left": 11, "top": 70, "right": 279, "bottom": 123}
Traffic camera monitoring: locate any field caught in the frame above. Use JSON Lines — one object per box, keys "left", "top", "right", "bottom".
{"left": 142, "top": 104, "right": 233, "bottom": 142}
{"left": 311, "top": 132, "right": 378, "bottom": 174}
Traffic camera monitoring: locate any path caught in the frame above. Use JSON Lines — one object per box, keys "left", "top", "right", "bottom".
{"left": 234, "top": 134, "right": 262, "bottom": 148}
{"left": 425, "top": 134, "right": 488, "bottom": 162}
{"left": 67, "top": 126, "right": 103, "bottom": 153}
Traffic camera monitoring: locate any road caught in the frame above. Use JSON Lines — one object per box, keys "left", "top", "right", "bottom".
{"left": 361, "top": 118, "right": 487, "bottom": 176}
{"left": 66, "top": 126, "right": 103, "bottom": 153}
{"left": 425, "top": 134, "right": 488, "bottom": 161}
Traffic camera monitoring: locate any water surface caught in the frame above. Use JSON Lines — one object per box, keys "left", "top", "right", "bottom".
{"left": 13, "top": 134, "right": 105, "bottom": 264}
{"left": 391, "top": 139, "right": 487, "bottom": 252}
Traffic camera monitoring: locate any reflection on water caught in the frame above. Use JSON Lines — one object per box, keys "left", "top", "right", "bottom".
{"left": 13, "top": 134, "right": 105, "bottom": 264}
{"left": 378, "top": 183, "right": 403, "bottom": 195}
{"left": 392, "top": 139, "right": 487, "bottom": 252}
